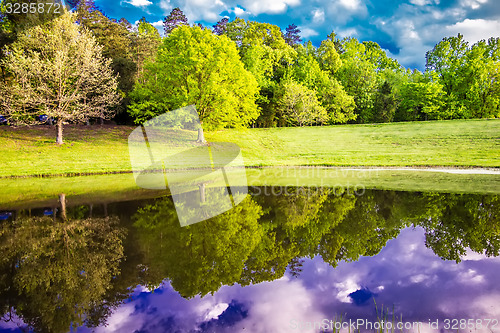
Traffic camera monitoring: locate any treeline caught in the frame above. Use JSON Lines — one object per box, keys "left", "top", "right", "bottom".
{"left": 1, "top": 1, "right": 499, "bottom": 132}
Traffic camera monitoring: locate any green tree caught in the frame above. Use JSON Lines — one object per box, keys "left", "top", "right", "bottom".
{"left": 372, "top": 81, "right": 397, "bottom": 122}
{"left": 163, "top": 7, "right": 188, "bottom": 36}
{"left": 275, "top": 80, "right": 328, "bottom": 126}
{"left": 337, "top": 37, "right": 379, "bottom": 123}
{"left": 75, "top": 1, "right": 136, "bottom": 118}
{"left": 460, "top": 38, "right": 500, "bottom": 118}
{"left": 397, "top": 79, "right": 445, "bottom": 121}
{"left": 132, "top": 17, "right": 161, "bottom": 80}
{"left": 0, "top": 215, "right": 126, "bottom": 333}
{"left": 292, "top": 42, "right": 356, "bottom": 124}
{"left": 225, "top": 18, "right": 297, "bottom": 127}
{"left": 418, "top": 194, "right": 500, "bottom": 262}
{"left": 129, "top": 25, "right": 260, "bottom": 129}
{"left": 425, "top": 33, "right": 472, "bottom": 118}
{"left": 0, "top": 12, "right": 121, "bottom": 144}
{"left": 133, "top": 195, "right": 264, "bottom": 298}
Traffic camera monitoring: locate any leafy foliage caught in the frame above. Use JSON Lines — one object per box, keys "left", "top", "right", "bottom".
{"left": 0, "top": 12, "right": 121, "bottom": 143}
{"left": 129, "top": 25, "right": 259, "bottom": 129}
{"left": 162, "top": 7, "right": 188, "bottom": 36}
{"left": 0, "top": 216, "right": 126, "bottom": 333}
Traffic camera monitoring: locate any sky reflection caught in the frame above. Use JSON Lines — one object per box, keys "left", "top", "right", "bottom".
{"left": 68, "top": 226, "right": 500, "bottom": 333}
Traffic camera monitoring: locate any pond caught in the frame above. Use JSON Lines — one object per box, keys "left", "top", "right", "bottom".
{"left": 0, "top": 185, "right": 499, "bottom": 332}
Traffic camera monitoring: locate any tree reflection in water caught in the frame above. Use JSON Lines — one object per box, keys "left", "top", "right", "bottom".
{"left": 0, "top": 198, "right": 126, "bottom": 333}
{"left": 0, "top": 188, "right": 498, "bottom": 332}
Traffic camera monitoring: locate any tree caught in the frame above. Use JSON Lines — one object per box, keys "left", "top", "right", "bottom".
{"left": 129, "top": 25, "right": 260, "bottom": 130}
{"left": 460, "top": 38, "right": 500, "bottom": 118}
{"left": 212, "top": 17, "right": 229, "bottom": 35}
{"left": 275, "top": 80, "right": 328, "bottom": 126}
{"left": 1, "top": 0, "right": 67, "bottom": 83}
{"left": 0, "top": 215, "right": 126, "bottom": 332}
{"left": 133, "top": 195, "right": 264, "bottom": 298}
{"left": 418, "top": 194, "right": 500, "bottom": 263}
{"left": 284, "top": 23, "right": 301, "bottom": 46}
{"left": 225, "top": 18, "right": 297, "bottom": 127}
{"left": 337, "top": 37, "right": 379, "bottom": 123}
{"left": 425, "top": 33, "right": 471, "bottom": 118}
{"left": 398, "top": 80, "right": 445, "bottom": 121}
{"left": 0, "top": 12, "right": 121, "bottom": 144}
{"left": 292, "top": 43, "right": 356, "bottom": 124}
{"left": 163, "top": 7, "right": 188, "bottom": 36}
{"left": 132, "top": 17, "right": 161, "bottom": 80}
{"left": 75, "top": 1, "right": 136, "bottom": 118}
{"left": 372, "top": 81, "right": 397, "bottom": 122}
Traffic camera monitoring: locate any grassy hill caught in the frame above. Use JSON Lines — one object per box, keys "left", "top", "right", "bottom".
{"left": 0, "top": 119, "right": 498, "bottom": 177}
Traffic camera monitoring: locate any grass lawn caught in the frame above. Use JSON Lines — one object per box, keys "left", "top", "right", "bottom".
{"left": 0, "top": 119, "right": 499, "bottom": 177}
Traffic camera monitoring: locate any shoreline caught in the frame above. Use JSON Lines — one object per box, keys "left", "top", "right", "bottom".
{"left": 1, "top": 165, "right": 499, "bottom": 179}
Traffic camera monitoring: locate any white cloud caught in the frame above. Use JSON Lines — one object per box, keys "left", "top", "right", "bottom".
{"left": 159, "top": 0, "right": 227, "bottom": 22}
{"left": 460, "top": 0, "right": 488, "bottom": 10}
{"left": 312, "top": 8, "right": 325, "bottom": 24}
{"left": 446, "top": 18, "right": 500, "bottom": 43}
{"left": 299, "top": 27, "right": 319, "bottom": 38}
{"left": 243, "top": 0, "right": 300, "bottom": 15}
{"left": 409, "top": 0, "right": 440, "bottom": 6}
{"left": 151, "top": 20, "right": 163, "bottom": 28}
{"left": 230, "top": 6, "right": 248, "bottom": 16}
{"left": 159, "top": 0, "right": 172, "bottom": 12}
{"left": 337, "top": 28, "right": 358, "bottom": 38}
{"left": 126, "top": 0, "right": 152, "bottom": 7}
{"left": 339, "top": 0, "right": 362, "bottom": 11}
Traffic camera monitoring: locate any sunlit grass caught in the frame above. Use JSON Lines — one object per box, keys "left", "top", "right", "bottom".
{"left": 0, "top": 119, "right": 498, "bottom": 177}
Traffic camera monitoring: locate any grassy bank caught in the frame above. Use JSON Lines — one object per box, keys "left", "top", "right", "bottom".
{"left": 0, "top": 119, "right": 499, "bottom": 177}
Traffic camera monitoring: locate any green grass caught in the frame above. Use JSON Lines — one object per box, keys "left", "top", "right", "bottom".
{"left": 207, "top": 119, "right": 500, "bottom": 168}
{"left": 0, "top": 119, "right": 499, "bottom": 177}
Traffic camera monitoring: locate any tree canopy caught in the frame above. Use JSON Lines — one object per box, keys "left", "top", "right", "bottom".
{"left": 0, "top": 12, "right": 121, "bottom": 144}
{"left": 128, "top": 25, "right": 259, "bottom": 129}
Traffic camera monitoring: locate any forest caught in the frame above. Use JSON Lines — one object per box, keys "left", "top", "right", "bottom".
{"left": 0, "top": 0, "right": 499, "bottom": 134}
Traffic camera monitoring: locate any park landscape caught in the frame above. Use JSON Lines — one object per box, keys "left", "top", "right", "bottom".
{"left": 0, "top": 1, "right": 499, "bottom": 332}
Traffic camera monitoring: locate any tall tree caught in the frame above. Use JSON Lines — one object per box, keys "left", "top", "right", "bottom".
{"left": 163, "top": 7, "right": 188, "bottom": 36}
{"left": 212, "top": 17, "right": 229, "bottom": 35}
{"left": 292, "top": 42, "right": 356, "bottom": 124}
{"left": 75, "top": 0, "right": 136, "bottom": 119}
{"left": 132, "top": 17, "right": 161, "bottom": 80}
{"left": 372, "top": 81, "right": 397, "bottom": 122}
{"left": 337, "top": 37, "right": 379, "bottom": 123}
{"left": 225, "top": 18, "right": 297, "bottom": 127}
{"left": 0, "top": 12, "right": 121, "bottom": 144}
{"left": 425, "top": 33, "right": 471, "bottom": 118}
{"left": 284, "top": 23, "right": 301, "bottom": 46}
{"left": 1, "top": 0, "right": 67, "bottom": 81}
{"left": 133, "top": 195, "right": 264, "bottom": 298}
{"left": 129, "top": 25, "right": 260, "bottom": 129}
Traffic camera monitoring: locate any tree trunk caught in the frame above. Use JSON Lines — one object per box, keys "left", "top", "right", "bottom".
{"left": 59, "top": 193, "right": 66, "bottom": 221}
{"left": 197, "top": 127, "right": 206, "bottom": 143}
{"left": 198, "top": 183, "right": 206, "bottom": 203}
{"left": 56, "top": 118, "right": 64, "bottom": 145}
{"left": 99, "top": 117, "right": 104, "bottom": 125}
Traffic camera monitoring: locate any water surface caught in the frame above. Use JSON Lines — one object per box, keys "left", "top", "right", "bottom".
{"left": 0, "top": 187, "right": 498, "bottom": 332}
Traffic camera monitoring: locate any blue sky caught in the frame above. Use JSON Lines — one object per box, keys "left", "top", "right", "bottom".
{"left": 95, "top": 0, "right": 500, "bottom": 70}
{"left": 2, "top": 227, "right": 500, "bottom": 332}
{"left": 60, "top": 228, "right": 500, "bottom": 331}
